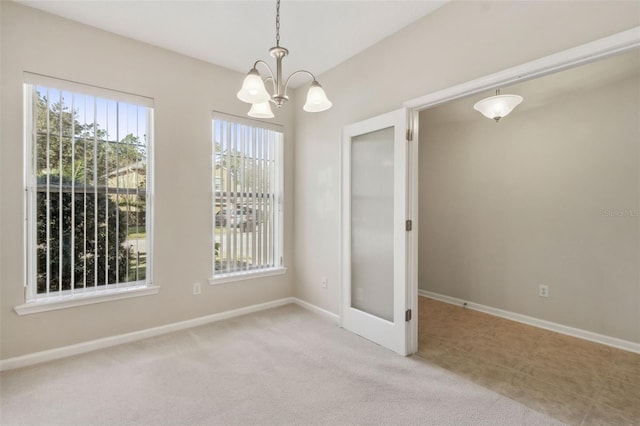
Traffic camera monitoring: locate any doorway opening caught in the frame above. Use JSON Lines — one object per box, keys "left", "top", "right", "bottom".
{"left": 407, "top": 28, "right": 640, "bottom": 425}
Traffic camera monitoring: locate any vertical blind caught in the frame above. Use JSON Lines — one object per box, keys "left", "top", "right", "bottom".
{"left": 213, "top": 114, "right": 283, "bottom": 276}
{"left": 25, "top": 80, "right": 152, "bottom": 301}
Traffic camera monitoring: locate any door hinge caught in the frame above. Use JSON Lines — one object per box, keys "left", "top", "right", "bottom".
{"left": 406, "top": 129, "right": 413, "bottom": 141}
{"left": 405, "top": 219, "right": 412, "bottom": 231}
{"left": 405, "top": 309, "right": 412, "bottom": 322}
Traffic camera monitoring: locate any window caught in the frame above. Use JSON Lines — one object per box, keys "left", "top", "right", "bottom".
{"left": 23, "top": 74, "right": 154, "bottom": 305}
{"left": 212, "top": 113, "right": 284, "bottom": 280}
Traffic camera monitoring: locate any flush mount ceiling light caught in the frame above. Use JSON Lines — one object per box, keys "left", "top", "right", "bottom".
{"left": 473, "top": 89, "right": 523, "bottom": 122}
{"left": 237, "top": 0, "right": 332, "bottom": 119}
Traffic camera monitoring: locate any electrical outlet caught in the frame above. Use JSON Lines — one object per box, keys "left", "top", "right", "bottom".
{"left": 193, "top": 282, "right": 202, "bottom": 295}
{"left": 321, "top": 277, "right": 328, "bottom": 289}
{"left": 539, "top": 284, "right": 549, "bottom": 298}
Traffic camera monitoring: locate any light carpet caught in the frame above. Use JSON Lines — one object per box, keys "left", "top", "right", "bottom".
{"left": 0, "top": 304, "right": 563, "bottom": 425}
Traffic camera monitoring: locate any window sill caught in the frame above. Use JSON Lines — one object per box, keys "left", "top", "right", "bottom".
{"left": 209, "top": 267, "right": 288, "bottom": 286}
{"left": 14, "top": 285, "right": 160, "bottom": 315}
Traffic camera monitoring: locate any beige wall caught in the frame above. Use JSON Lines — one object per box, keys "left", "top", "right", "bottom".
{"left": 419, "top": 72, "right": 640, "bottom": 343}
{"left": 0, "top": 2, "right": 295, "bottom": 360}
{"left": 292, "top": 0, "right": 639, "bottom": 323}
{"left": 3, "top": 0, "right": 640, "bottom": 361}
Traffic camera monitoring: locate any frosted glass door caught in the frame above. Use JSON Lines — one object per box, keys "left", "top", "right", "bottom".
{"left": 341, "top": 108, "right": 408, "bottom": 356}
{"left": 351, "top": 127, "right": 394, "bottom": 322}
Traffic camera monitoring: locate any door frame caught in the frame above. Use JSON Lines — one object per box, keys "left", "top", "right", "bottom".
{"left": 338, "top": 26, "right": 639, "bottom": 357}
{"left": 403, "top": 26, "right": 638, "bottom": 351}
{"left": 404, "top": 27, "right": 639, "bottom": 113}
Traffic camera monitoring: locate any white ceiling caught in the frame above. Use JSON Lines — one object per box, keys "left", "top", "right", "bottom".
{"left": 17, "top": 0, "right": 447, "bottom": 85}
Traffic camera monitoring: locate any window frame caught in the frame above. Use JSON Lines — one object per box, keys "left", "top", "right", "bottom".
{"left": 16, "top": 73, "right": 157, "bottom": 315}
{"left": 210, "top": 112, "right": 286, "bottom": 285}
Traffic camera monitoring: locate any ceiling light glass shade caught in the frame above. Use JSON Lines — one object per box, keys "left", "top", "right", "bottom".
{"left": 474, "top": 94, "right": 523, "bottom": 122}
{"left": 303, "top": 81, "right": 333, "bottom": 112}
{"left": 247, "top": 102, "right": 275, "bottom": 119}
{"left": 237, "top": 69, "right": 270, "bottom": 104}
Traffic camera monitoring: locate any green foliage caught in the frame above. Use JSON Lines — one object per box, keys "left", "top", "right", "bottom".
{"left": 35, "top": 91, "right": 145, "bottom": 185}
{"left": 35, "top": 90, "right": 145, "bottom": 293}
{"left": 37, "top": 178, "right": 132, "bottom": 292}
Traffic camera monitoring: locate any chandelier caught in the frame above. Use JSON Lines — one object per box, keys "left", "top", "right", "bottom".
{"left": 236, "top": 0, "right": 332, "bottom": 119}
{"left": 473, "top": 89, "right": 523, "bottom": 122}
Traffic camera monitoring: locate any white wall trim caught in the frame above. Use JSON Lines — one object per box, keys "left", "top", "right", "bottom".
{"left": 2, "top": 297, "right": 293, "bottom": 371}
{"left": 14, "top": 285, "right": 160, "bottom": 315}
{"left": 293, "top": 297, "right": 340, "bottom": 324}
{"left": 419, "top": 290, "right": 640, "bottom": 355}
{"left": 1, "top": 296, "right": 340, "bottom": 371}
{"left": 404, "top": 26, "right": 640, "bottom": 111}
{"left": 209, "top": 267, "right": 288, "bottom": 286}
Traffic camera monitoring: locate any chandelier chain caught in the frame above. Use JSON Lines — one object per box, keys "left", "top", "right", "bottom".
{"left": 275, "top": 0, "right": 281, "bottom": 46}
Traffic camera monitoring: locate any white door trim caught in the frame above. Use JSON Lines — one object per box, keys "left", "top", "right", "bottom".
{"left": 404, "top": 26, "right": 640, "bottom": 111}
{"left": 406, "top": 110, "right": 419, "bottom": 355}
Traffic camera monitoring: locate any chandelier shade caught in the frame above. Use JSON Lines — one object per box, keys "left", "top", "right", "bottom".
{"left": 473, "top": 92, "right": 523, "bottom": 122}
{"left": 237, "top": 69, "right": 271, "bottom": 104}
{"left": 237, "top": 0, "right": 332, "bottom": 118}
{"left": 248, "top": 101, "right": 275, "bottom": 119}
{"left": 303, "top": 81, "right": 332, "bottom": 112}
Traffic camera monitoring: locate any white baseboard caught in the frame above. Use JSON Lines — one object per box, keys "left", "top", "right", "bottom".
{"left": 293, "top": 297, "right": 340, "bottom": 324}
{"left": 1, "top": 297, "right": 298, "bottom": 371}
{"left": 419, "top": 289, "right": 640, "bottom": 355}
{"left": 0, "top": 296, "right": 340, "bottom": 372}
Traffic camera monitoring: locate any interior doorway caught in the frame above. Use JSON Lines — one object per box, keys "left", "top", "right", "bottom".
{"left": 414, "top": 28, "right": 640, "bottom": 424}
{"left": 408, "top": 28, "right": 639, "bottom": 355}
{"left": 407, "top": 27, "right": 640, "bottom": 424}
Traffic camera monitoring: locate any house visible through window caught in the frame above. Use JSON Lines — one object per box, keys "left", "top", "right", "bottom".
{"left": 24, "top": 75, "right": 153, "bottom": 302}
{"left": 212, "top": 113, "right": 283, "bottom": 279}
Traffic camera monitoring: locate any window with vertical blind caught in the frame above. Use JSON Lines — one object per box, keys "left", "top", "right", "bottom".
{"left": 22, "top": 74, "right": 154, "bottom": 308}
{"left": 212, "top": 113, "right": 284, "bottom": 281}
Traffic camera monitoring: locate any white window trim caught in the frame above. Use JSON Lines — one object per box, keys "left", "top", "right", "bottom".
{"left": 14, "top": 285, "right": 160, "bottom": 315}
{"left": 209, "top": 266, "right": 288, "bottom": 286}
{"left": 23, "top": 72, "right": 154, "bottom": 107}
{"left": 20, "top": 73, "right": 155, "bottom": 310}
{"left": 211, "top": 112, "right": 285, "bottom": 283}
